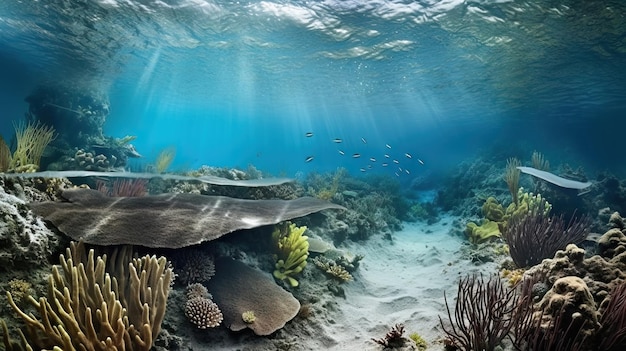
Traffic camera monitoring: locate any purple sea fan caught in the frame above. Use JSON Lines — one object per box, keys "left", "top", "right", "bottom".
{"left": 502, "top": 206, "right": 590, "bottom": 268}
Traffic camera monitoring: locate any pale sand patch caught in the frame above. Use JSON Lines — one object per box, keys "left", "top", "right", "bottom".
{"left": 316, "top": 216, "right": 500, "bottom": 350}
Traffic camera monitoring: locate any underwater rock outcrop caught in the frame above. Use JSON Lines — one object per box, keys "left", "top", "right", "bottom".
{"left": 0, "top": 185, "right": 60, "bottom": 269}
{"left": 29, "top": 188, "right": 345, "bottom": 248}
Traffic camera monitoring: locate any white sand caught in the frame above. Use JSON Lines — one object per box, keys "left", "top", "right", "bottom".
{"left": 181, "top": 215, "right": 500, "bottom": 350}
{"left": 314, "top": 216, "right": 500, "bottom": 350}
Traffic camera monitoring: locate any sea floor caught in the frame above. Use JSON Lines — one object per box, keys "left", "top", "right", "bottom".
{"left": 181, "top": 216, "right": 500, "bottom": 351}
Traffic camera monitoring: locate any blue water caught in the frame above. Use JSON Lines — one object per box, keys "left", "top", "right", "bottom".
{"left": 1, "top": 0, "right": 625, "bottom": 180}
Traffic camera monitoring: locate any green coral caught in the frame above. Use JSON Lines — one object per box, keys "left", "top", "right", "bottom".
{"left": 408, "top": 332, "right": 428, "bottom": 350}
{"left": 482, "top": 197, "right": 506, "bottom": 222}
{"left": 505, "top": 188, "right": 551, "bottom": 221}
{"left": 466, "top": 220, "right": 502, "bottom": 245}
{"left": 272, "top": 222, "right": 309, "bottom": 287}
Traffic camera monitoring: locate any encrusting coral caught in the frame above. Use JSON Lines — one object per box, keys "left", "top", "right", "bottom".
{"left": 1, "top": 241, "right": 173, "bottom": 351}
{"left": 272, "top": 222, "right": 309, "bottom": 287}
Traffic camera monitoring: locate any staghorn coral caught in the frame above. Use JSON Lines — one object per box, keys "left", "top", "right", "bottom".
{"left": 272, "top": 222, "right": 309, "bottom": 287}
{"left": 184, "top": 297, "right": 223, "bottom": 329}
{"left": 2, "top": 241, "right": 172, "bottom": 351}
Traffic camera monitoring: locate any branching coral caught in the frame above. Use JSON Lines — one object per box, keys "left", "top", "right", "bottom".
{"left": 2, "top": 241, "right": 172, "bottom": 351}
{"left": 272, "top": 222, "right": 309, "bottom": 287}
{"left": 372, "top": 323, "right": 408, "bottom": 348}
{"left": 313, "top": 256, "right": 353, "bottom": 282}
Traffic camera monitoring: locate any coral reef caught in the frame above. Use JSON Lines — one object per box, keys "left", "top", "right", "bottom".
{"left": 312, "top": 256, "right": 353, "bottom": 282}
{"left": 2, "top": 242, "right": 173, "bottom": 350}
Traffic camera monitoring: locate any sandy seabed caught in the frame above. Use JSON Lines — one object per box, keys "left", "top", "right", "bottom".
{"left": 181, "top": 216, "right": 500, "bottom": 351}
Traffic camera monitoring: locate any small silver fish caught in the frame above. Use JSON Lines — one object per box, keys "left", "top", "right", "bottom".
{"left": 352, "top": 153, "right": 361, "bottom": 158}
{"left": 333, "top": 138, "right": 343, "bottom": 143}
{"left": 370, "top": 157, "right": 376, "bottom": 162}
{"left": 382, "top": 163, "right": 388, "bottom": 167}
{"left": 367, "top": 164, "right": 372, "bottom": 169}
{"left": 399, "top": 167, "right": 403, "bottom": 172}
{"left": 395, "top": 172, "right": 399, "bottom": 177}
{"left": 338, "top": 150, "right": 345, "bottom": 155}
{"left": 386, "top": 144, "right": 392, "bottom": 149}
{"left": 405, "top": 169, "right": 410, "bottom": 174}
{"left": 360, "top": 168, "right": 366, "bottom": 172}
{"left": 361, "top": 137, "right": 367, "bottom": 144}
{"left": 405, "top": 153, "right": 412, "bottom": 159}
{"left": 384, "top": 154, "right": 390, "bottom": 158}
{"left": 393, "top": 159, "right": 399, "bottom": 164}
{"left": 305, "top": 132, "right": 313, "bottom": 137}
{"left": 418, "top": 159, "right": 424, "bottom": 165}
{"left": 305, "top": 156, "right": 314, "bottom": 162}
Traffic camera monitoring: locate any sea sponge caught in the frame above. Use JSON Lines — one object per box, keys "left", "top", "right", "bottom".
{"left": 466, "top": 220, "right": 501, "bottom": 245}
{"left": 272, "top": 222, "right": 309, "bottom": 287}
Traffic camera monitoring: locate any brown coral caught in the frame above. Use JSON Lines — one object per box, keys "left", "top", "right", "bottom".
{"left": 3, "top": 241, "right": 172, "bottom": 351}
{"left": 184, "top": 297, "right": 223, "bottom": 329}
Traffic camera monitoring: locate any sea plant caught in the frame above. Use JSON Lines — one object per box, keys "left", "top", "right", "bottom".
{"left": 8, "top": 120, "right": 56, "bottom": 172}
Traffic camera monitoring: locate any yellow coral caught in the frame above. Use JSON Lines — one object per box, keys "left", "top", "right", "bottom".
{"left": 501, "top": 268, "right": 525, "bottom": 287}
{"left": 242, "top": 310, "right": 256, "bottom": 324}
{"left": 272, "top": 222, "right": 309, "bottom": 287}
{"left": 3, "top": 242, "right": 172, "bottom": 351}
{"left": 465, "top": 220, "right": 501, "bottom": 245}
{"left": 313, "top": 257, "right": 353, "bottom": 282}
{"left": 7, "top": 279, "right": 32, "bottom": 305}
{"left": 9, "top": 121, "right": 56, "bottom": 172}
{"left": 155, "top": 147, "right": 176, "bottom": 173}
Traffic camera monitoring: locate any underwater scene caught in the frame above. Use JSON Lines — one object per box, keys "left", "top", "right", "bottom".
{"left": 1, "top": 0, "right": 626, "bottom": 350}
